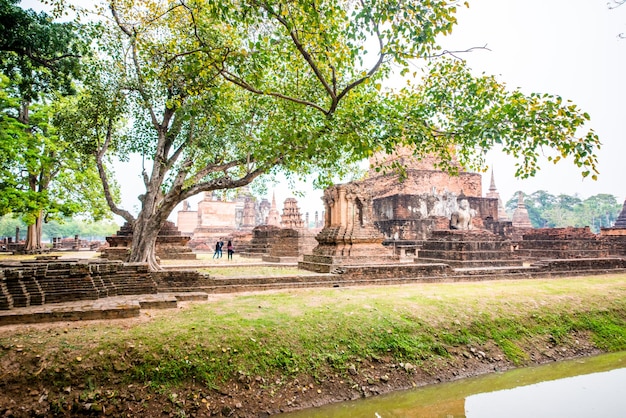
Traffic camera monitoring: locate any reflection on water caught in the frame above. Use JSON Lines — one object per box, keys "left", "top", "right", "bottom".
{"left": 465, "top": 367, "right": 626, "bottom": 418}
{"left": 281, "top": 351, "right": 626, "bottom": 418}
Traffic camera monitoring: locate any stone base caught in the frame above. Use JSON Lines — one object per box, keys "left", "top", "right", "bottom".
{"left": 263, "top": 229, "right": 318, "bottom": 263}
{"left": 262, "top": 255, "right": 299, "bottom": 263}
{"left": 417, "top": 229, "right": 518, "bottom": 266}
{"left": 299, "top": 253, "right": 399, "bottom": 273}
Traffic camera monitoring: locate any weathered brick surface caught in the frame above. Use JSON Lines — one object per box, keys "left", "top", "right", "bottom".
{"left": 364, "top": 169, "right": 482, "bottom": 199}
{"left": 515, "top": 227, "right": 611, "bottom": 259}
{"left": 0, "top": 260, "right": 156, "bottom": 310}
{"left": 240, "top": 225, "right": 281, "bottom": 258}
{"left": 263, "top": 228, "right": 318, "bottom": 262}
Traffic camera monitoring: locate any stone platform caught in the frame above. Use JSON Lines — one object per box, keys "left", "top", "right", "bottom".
{"left": 2, "top": 256, "right": 626, "bottom": 326}
{"left": 0, "top": 293, "right": 208, "bottom": 326}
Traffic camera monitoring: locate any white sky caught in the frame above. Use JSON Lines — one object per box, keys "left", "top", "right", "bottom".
{"left": 441, "top": 0, "right": 626, "bottom": 204}
{"left": 19, "top": 0, "right": 626, "bottom": 220}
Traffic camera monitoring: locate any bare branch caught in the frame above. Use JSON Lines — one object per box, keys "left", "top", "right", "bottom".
{"left": 110, "top": 3, "right": 162, "bottom": 129}
{"left": 96, "top": 117, "right": 135, "bottom": 224}
{"left": 427, "top": 45, "right": 492, "bottom": 60}
{"left": 3, "top": 47, "right": 82, "bottom": 69}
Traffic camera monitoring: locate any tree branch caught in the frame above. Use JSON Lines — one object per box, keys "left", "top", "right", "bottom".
{"left": 427, "top": 45, "right": 492, "bottom": 60}
{"left": 110, "top": 3, "right": 161, "bottom": 129}
{"left": 221, "top": 70, "right": 329, "bottom": 115}
{"left": 96, "top": 116, "right": 135, "bottom": 224}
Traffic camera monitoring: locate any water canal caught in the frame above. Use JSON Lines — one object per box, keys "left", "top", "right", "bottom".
{"left": 282, "top": 351, "right": 626, "bottom": 417}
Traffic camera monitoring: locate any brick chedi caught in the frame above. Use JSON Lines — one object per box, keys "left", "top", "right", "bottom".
{"left": 511, "top": 192, "right": 533, "bottom": 228}
{"left": 265, "top": 192, "right": 281, "bottom": 226}
{"left": 263, "top": 198, "right": 317, "bottom": 262}
{"left": 299, "top": 182, "right": 396, "bottom": 272}
{"left": 280, "top": 198, "right": 305, "bottom": 229}
{"left": 364, "top": 147, "right": 500, "bottom": 241}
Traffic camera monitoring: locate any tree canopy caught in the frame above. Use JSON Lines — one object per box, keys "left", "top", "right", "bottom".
{"left": 0, "top": 0, "right": 88, "bottom": 100}
{"left": 506, "top": 191, "right": 622, "bottom": 232}
{"left": 0, "top": 0, "right": 107, "bottom": 251}
{"left": 28, "top": 0, "right": 602, "bottom": 268}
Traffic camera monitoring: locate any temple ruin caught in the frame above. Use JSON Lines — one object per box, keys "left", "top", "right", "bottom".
{"left": 299, "top": 148, "right": 626, "bottom": 276}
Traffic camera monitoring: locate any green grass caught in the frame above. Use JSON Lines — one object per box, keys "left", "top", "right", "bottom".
{"left": 2, "top": 274, "right": 626, "bottom": 391}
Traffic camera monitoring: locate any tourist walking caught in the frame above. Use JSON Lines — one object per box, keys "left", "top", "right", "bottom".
{"left": 218, "top": 240, "right": 224, "bottom": 258}
{"left": 227, "top": 240, "right": 234, "bottom": 260}
{"left": 213, "top": 241, "right": 221, "bottom": 259}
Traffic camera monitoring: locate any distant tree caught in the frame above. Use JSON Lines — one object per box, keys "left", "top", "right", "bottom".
{"left": 541, "top": 194, "right": 582, "bottom": 227}
{"left": 0, "top": 214, "right": 26, "bottom": 239}
{"left": 42, "top": 217, "right": 119, "bottom": 241}
{"left": 529, "top": 190, "right": 557, "bottom": 210}
{"left": 505, "top": 191, "right": 621, "bottom": 232}
{"left": 575, "top": 194, "right": 622, "bottom": 232}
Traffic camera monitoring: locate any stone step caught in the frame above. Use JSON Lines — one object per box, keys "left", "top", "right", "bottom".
{"left": 0, "top": 293, "right": 203, "bottom": 326}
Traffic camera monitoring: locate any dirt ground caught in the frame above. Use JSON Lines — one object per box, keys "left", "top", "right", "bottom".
{"left": 0, "top": 308, "right": 602, "bottom": 418}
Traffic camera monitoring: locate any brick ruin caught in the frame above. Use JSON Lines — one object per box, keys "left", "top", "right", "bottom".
{"left": 0, "top": 259, "right": 157, "bottom": 311}
{"left": 299, "top": 148, "right": 626, "bottom": 275}
{"left": 241, "top": 198, "right": 319, "bottom": 261}
{"left": 101, "top": 221, "right": 196, "bottom": 262}
{"left": 299, "top": 182, "right": 397, "bottom": 273}
{"left": 262, "top": 198, "right": 318, "bottom": 262}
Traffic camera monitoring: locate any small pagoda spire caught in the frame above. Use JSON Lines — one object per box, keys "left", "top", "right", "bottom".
{"left": 489, "top": 169, "right": 497, "bottom": 192}
{"left": 265, "top": 191, "right": 281, "bottom": 226}
{"left": 485, "top": 168, "right": 509, "bottom": 222}
{"left": 512, "top": 191, "right": 533, "bottom": 228}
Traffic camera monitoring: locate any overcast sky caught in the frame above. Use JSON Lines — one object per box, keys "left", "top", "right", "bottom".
{"left": 442, "top": 0, "right": 626, "bottom": 204}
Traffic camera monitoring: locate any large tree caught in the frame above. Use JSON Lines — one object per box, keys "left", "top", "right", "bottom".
{"left": 0, "top": 0, "right": 103, "bottom": 251}
{"left": 0, "top": 75, "right": 111, "bottom": 250}
{"left": 69, "top": 0, "right": 600, "bottom": 270}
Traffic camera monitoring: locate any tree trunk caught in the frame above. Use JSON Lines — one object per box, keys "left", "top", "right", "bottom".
{"left": 128, "top": 212, "right": 163, "bottom": 271}
{"left": 24, "top": 211, "right": 43, "bottom": 252}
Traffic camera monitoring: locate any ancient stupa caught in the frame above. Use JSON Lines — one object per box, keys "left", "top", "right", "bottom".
{"left": 485, "top": 169, "right": 510, "bottom": 222}
{"left": 511, "top": 192, "right": 533, "bottom": 228}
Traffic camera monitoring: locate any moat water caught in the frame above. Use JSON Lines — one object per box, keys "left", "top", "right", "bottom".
{"left": 282, "top": 351, "right": 626, "bottom": 417}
